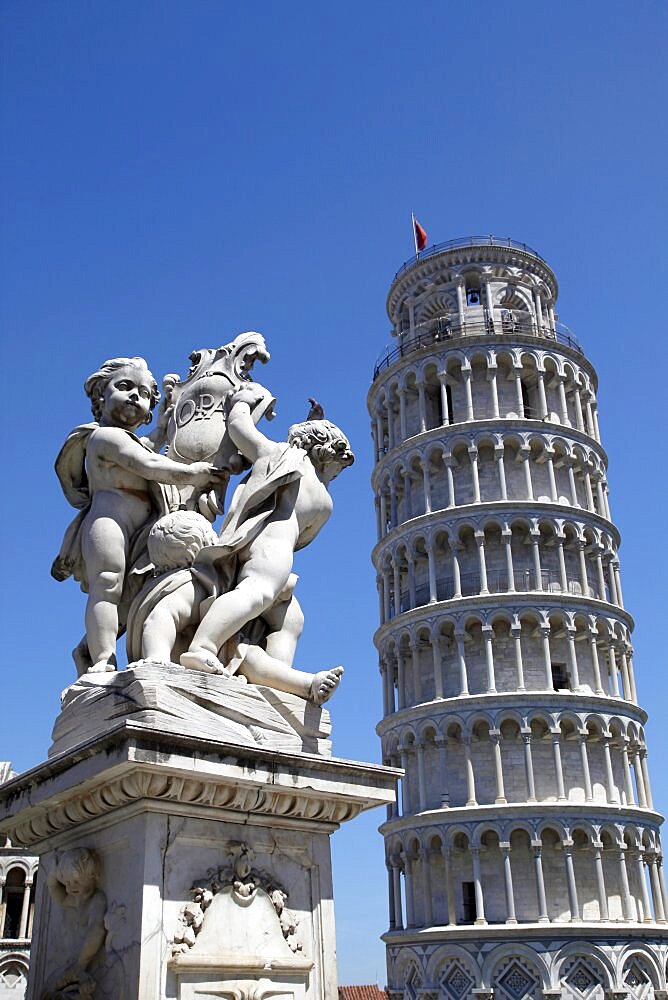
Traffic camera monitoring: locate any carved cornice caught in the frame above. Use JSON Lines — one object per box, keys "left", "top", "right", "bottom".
{"left": 0, "top": 724, "right": 398, "bottom": 849}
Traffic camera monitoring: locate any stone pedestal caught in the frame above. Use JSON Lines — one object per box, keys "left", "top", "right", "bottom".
{"left": 0, "top": 679, "right": 396, "bottom": 1000}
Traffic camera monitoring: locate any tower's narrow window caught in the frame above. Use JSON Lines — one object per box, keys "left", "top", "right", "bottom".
{"left": 462, "top": 881, "right": 477, "bottom": 923}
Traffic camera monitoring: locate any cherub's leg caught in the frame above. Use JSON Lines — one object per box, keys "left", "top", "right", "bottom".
{"left": 263, "top": 594, "right": 304, "bottom": 667}
{"left": 238, "top": 648, "right": 343, "bottom": 705}
{"left": 182, "top": 535, "right": 293, "bottom": 673}
{"left": 141, "top": 584, "right": 198, "bottom": 664}
{"left": 82, "top": 516, "right": 127, "bottom": 672}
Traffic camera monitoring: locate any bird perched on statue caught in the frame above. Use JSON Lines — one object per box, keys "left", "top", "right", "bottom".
{"left": 307, "top": 397, "right": 324, "bottom": 420}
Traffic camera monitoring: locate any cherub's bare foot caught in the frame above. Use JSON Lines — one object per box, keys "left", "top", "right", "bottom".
{"left": 72, "top": 639, "right": 92, "bottom": 677}
{"left": 87, "top": 658, "right": 116, "bottom": 674}
{"left": 309, "top": 666, "right": 344, "bottom": 706}
{"left": 180, "top": 648, "right": 228, "bottom": 676}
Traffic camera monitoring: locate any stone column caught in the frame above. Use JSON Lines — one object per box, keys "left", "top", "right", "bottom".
{"left": 412, "top": 849, "right": 431, "bottom": 933}
{"left": 398, "top": 386, "right": 407, "bottom": 440}
{"left": 456, "top": 279, "right": 465, "bottom": 327}
{"left": 577, "top": 540, "right": 590, "bottom": 597}
{"left": 532, "top": 844, "right": 549, "bottom": 922}
{"left": 463, "top": 369, "right": 474, "bottom": 421}
{"left": 488, "top": 365, "right": 500, "bottom": 417}
{"left": 563, "top": 841, "right": 581, "bottom": 921}
{"left": 556, "top": 534, "right": 568, "bottom": 592}
{"left": 514, "top": 369, "right": 524, "bottom": 417}
{"left": 491, "top": 731, "right": 506, "bottom": 803}
{"left": 485, "top": 281, "right": 495, "bottom": 332}
{"left": 417, "top": 381, "right": 427, "bottom": 434}
{"left": 431, "top": 631, "right": 444, "bottom": 699}
{"left": 451, "top": 543, "right": 462, "bottom": 598}
{"left": 520, "top": 445, "right": 534, "bottom": 499}
{"left": 18, "top": 879, "right": 32, "bottom": 939}
{"left": 531, "top": 531, "right": 543, "bottom": 590}
{"left": 397, "top": 650, "right": 406, "bottom": 711}
{"left": 579, "top": 734, "right": 593, "bottom": 802}
{"left": 589, "top": 629, "right": 604, "bottom": 694}
{"left": 635, "top": 851, "right": 652, "bottom": 923}
{"left": 463, "top": 738, "right": 477, "bottom": 806}
{"left": 415, "top": 741, "right": 427, "bottom": 812}
{"left": 436, "top": 736, "right": 449, "bottom": 806}
{"left": 455, "top": 630, "right": 469, "bottom": 696}
{"left": 469, "top": 448, "right": 481, "bottom": 503}
{"left": 422, "top": 460, "right": 432, "bottom": 514}
{"left": 399, "top": 746, "right": 410, "bottom": 814}
{"left": 470, "top": 848, "right": 487, "bottom": 925}
{"left": 445, "top": 456, "right": 456, "bottom": 507}
{"left": 500, "top": 843, "right": 517, "bottom": 923}
{"left": 573, "top": 388, "right": 585, "bottom": 432}
{"left": 592, "top": 842, "right": 609, "bottom": 920}
{"left": 386, "top": 861, "right": 396, "bottom": 930}
{"left": 476, "top": 531, "right": 489, "bottom": 594}
{"left": 541, "top": 624, "right": 554, "bottom": 689}
{"left": 545, "top": 449, "right": 558, "bottom": 501}
{"left": 557, "top": 375, "right": 570, "bottom": 424}
{"left": 523, "top": 731, "right": 537, "bottom": 802}
{"left": 393, "top": 559, "right": 402, "bottom": 620}
{"left": 438, "top": 373, "right": 450, "bottom": 425}
{"left": 603, "top": 735, "right": 620, "bottom": 804}
{"left": 512, "top": 624, "right": 525, "bottom": 690}
{"left": 617, "top": 848, "right": 634, "bottom": 921}
{"left": 503, "top": 529, "right": 515, "bottom": 592}
{"left": 551, "top": 731, "right": 566, "bottom": 800}
{"left": 391, "top": 856, "right": 404, "bottom": 929}
{"left": 496, "top": 445, "right": 508, "bottom": 499}
{"left": 640, "top": 749, "right": 654, "bottom": 810}
{"left": 631, "top": 746, "right": 648, "bottom": 808}
{"left": 442, "top": 844, "right": 457, "bottom": 926}
{"left": 402, "top": 851, "right": 415, "bottom": 928}
{"left": 482, "top": 625, "right": 497, "bottom": 693}
{"left": 567, "top": 458, "right": 580, "bottom": 506}
{"left": 407, "top": 553, "right": 416, "bottom": 608}
{"left": 537, "top": 370, "right": 549, "bottom": 418}
{"left": 426, "top": 540, "right": 438, "bottom": 604}
{"left": 566, "top": 627, "right": 581, "bottom": 689}
{"left": 608, "top": 643, "right": 621, "bottom": 698}
{"left": 410, "top": 638, "right": 422, "bottom": 704}
{"left": 621, "top": 740, "right": 635, "bottom": 805}
{"left": 648, "top": 855, "right": 667, "bottom": 923}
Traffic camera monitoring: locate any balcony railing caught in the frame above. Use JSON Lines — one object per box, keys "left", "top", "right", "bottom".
{"left": 391, "top": 569, "right": 607, "bottom": 618}
{"left": 372, "top": 314, "right": 583, "bottom": 380}
{"left": 393, "top": 236, "right": 548, "bottom": 280}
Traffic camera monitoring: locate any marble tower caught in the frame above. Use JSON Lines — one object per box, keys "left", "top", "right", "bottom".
{"left": 368, "top": 236, "right": 668, "bottom": 999}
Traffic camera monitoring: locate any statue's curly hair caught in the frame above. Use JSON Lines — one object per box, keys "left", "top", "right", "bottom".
{"left": 84, "top": 356, "right": 160, "bottom": 422}
{"left": 148, "top": 511, "right": 218, "bottom": 571}
{"left": 55, "top": 848, "right": 100, "bottom": 889}
{"left": 287, "top": 419, "right": 355, "bottom": 470}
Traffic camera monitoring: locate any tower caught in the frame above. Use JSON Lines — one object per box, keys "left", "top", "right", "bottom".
{"left": 368, "top": 237, "right": 668, "bottom": 999}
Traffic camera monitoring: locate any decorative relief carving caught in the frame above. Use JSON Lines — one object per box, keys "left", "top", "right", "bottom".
{"left": 171, "top": 843, "right": 302, "bottom": 959}
{"left": 41, "top": 848, "right": 126, "bottom": 1000}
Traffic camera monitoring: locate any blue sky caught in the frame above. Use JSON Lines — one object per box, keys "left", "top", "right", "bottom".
{"left": 1, "top": 0, "right": 667, "bottom": 984}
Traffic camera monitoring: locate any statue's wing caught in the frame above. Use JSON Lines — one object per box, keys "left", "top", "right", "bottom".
{"left": 54, "top": 423, "right": 98, "bottom": 509}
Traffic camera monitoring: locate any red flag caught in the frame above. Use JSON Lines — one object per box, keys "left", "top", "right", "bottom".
{"left": 413, "top": 216, "right": 428, "bottom": 251}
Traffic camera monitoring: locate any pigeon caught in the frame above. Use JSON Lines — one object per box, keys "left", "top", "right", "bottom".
{"left": 307, "top": 397, "right": 324, "bottom": 420}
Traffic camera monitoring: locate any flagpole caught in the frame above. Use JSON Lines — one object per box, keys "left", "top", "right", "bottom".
{"left": 411, "top": 212, "right": 418, "bottom": 256}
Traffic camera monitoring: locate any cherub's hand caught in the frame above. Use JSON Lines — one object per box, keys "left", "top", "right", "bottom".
{"left": 231, "top": 383, "right": 268, "bottom": 409}
{"left": 188, "top": 462, "right": 228, "bottom": 487}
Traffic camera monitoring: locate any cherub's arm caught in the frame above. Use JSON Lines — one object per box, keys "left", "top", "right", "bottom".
{"left": 94, "top": 428, "right": 224, "bottom": 486}
{"left": 46, "top": 870, "right": 68, "bottom": 905}
{"left": 77, "top": 890, "right": 107, "bottom": 969}
{"left": 227, "top": 387, "right": 278, "bottom": 464}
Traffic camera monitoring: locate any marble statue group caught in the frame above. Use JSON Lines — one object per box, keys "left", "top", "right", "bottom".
{"left": 51, "top": 332, "right": 354, "bottom": 706}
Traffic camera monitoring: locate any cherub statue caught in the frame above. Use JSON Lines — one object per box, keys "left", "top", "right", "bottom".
{"left": 126, "top": 509, "right": 343, "bottom": 704}
{"left": 176, "top": 383, "right": 354, "bottom": 704}
{"left": 51, "top": 357, "right": 225, "bottom": 674}
{"left": 43, "top": 848, "right": 107, "bottom": 999}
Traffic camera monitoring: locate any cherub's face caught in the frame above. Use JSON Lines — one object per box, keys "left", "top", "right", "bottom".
{"left": 100, "top": 365, "right": 153, "bottom": 429}
{"left": 63, "top": 873, "right": 94, "bottom": 899}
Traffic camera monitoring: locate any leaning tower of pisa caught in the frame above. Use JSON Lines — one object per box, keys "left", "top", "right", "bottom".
{"left": 368, "top": 237, "right": 668, "bottom": 1000}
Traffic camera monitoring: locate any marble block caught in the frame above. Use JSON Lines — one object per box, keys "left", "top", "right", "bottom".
{"left": 0, "top": 721, "right": 397, "bottom": 1000}
{"left": 50, "top": 661, "right": 333, "bottom": 759}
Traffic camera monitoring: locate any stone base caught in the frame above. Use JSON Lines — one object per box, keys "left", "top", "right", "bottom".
{"left": 50, "top": 662, "right": 333, "bottom": 759}
{"left": 0, "top": 720, "right": 396, "bottom": 1000}
{"left": 384, "top": 927, "right": 668, "bottom": 998}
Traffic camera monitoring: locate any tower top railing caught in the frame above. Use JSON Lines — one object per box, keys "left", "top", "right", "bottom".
{"left": 393, "top": 235, "right": 548, "bottom": 280}
{"left": 372, "top": 314, "right": 584, "bottom": 381}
